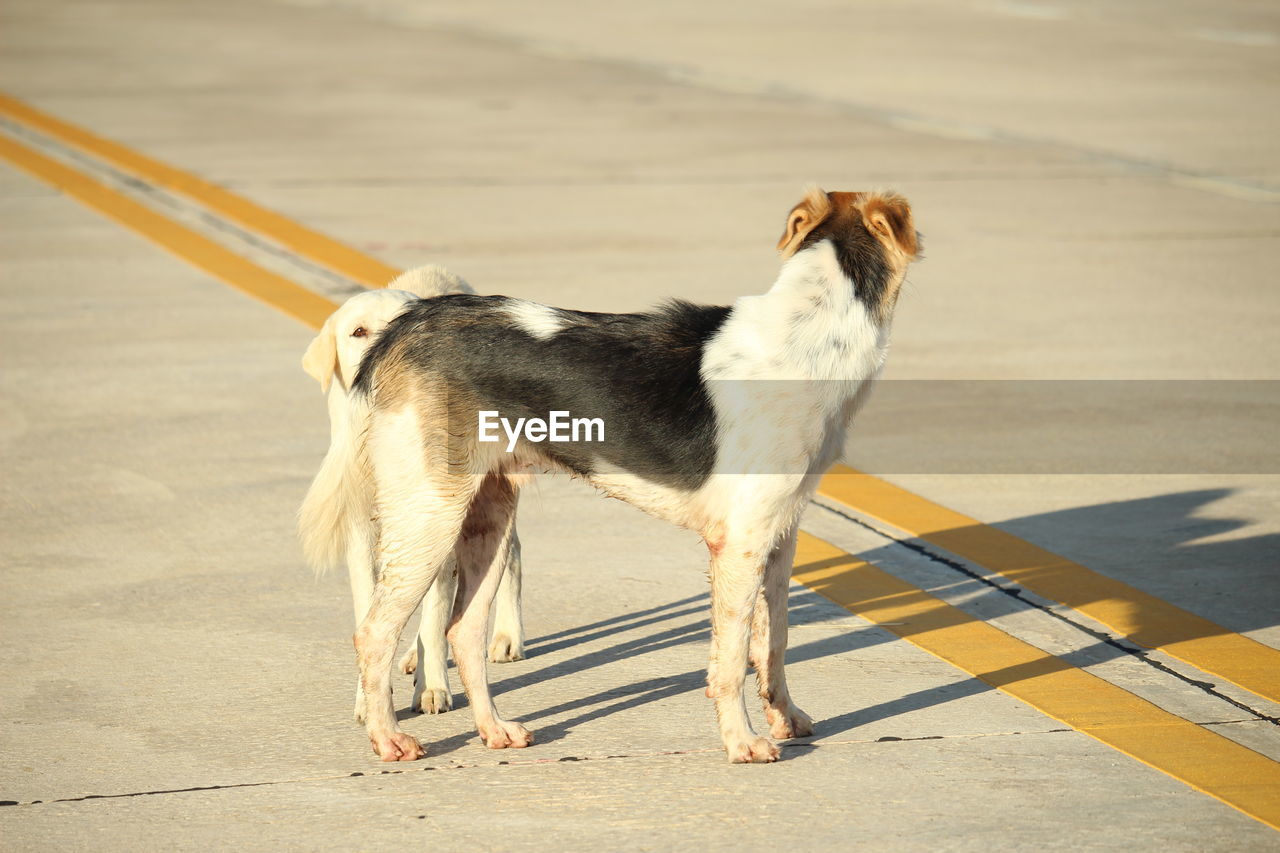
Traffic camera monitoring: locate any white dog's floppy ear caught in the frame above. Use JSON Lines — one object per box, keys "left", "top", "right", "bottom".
{"left": 301, "top": 316, "right": 339, "bottom": 393}
{"left": 776, "top": 186, "right": 833, "bottom": 258}
{"left": 388, "top": 264, "right": 475, "bottom": 297}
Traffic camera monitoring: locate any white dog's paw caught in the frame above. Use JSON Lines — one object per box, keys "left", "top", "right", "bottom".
{"left": 399, "top": 648, "right": 418, "bottom": 675}
{"left": 766, "top": 704, "right": 815, "bottom": 740}
{"left": 725, "top": 735, "right": 779, "bottom": 764}
{"left": 478, "top": 719, "right": 534, "bottom": 750}
{"left": 368, "top": 729, "right": 425, "bottom": 762}
{"left": 414, "top": 687, "right": 453, "bottom": 715}
{"left": 488, "top": 633, "right": 525, "bottom": 663}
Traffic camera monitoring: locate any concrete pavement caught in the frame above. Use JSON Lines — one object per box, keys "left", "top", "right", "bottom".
{"left": 1, "top": 0, "right": 1278, "bottom": 848}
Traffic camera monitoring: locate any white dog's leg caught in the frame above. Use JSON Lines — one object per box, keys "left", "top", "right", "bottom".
{"left": 707, "top": 530, "right": 777, "bottom": 763}
{"left": 488, "top": 533, "right": 525, "bottom": 663}
{"left": 357, "top": 496, "right": 466, "bottom": 761}
{"left": 449, "top": 474, "right": 533, "bottom": 750}
{"left": 411, "top": 557, "right": 456, "bottom": 714}
{"left": 750, "top": 523, "right": 813, "bottom": 740}
{"left": 347, "top": 527, "right": 375, "bottom": 723}
{"left": 356, "top": 427, "right": 476, "bottom": 762}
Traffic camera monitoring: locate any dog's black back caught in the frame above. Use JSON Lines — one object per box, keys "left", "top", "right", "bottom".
{"left": 355, "top": 294, "right": 729, "bottom": 490}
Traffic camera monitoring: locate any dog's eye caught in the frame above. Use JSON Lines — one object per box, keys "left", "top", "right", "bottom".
{"left": 351, "top": 327, "right": 368, "bottom": 338}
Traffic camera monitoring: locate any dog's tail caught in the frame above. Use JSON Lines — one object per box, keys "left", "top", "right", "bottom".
{"left": 387, "top": 263, "right": 475, "bottom": 297}
{"left": 298, "top": 389, "right": 375, "bottom": 575}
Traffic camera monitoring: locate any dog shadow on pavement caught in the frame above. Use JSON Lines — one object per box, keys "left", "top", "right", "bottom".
{"left": 418, "top": 487, "right": 1280, "bottom": 760}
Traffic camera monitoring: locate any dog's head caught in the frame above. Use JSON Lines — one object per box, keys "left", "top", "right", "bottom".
{"left": 302, "top": 265, "right": 474, "bottom": 393}
{"left": 776, "top": 188, "right": 920, "bottom": 322}
{"left": 302, "top": 288, "right": 419, "bottom": 393}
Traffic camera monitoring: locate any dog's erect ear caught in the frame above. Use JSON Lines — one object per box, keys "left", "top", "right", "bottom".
{"left": 301, "top": 316, "right": 338, "bottom": 393}
{"left": 777, "top": 187, "right": 834, "bottom": 258}
{"left": 861, "top": 193, "right": 919, "bottom": 259}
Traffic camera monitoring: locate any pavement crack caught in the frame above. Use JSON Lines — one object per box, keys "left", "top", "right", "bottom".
{"left": 416, "top": 20, "right": 1280, "bottom": 205}
{"left": 1, "top": 779, "right": 303, "bottom": 808}
{"left": 1, "top": 729, "right": 1081, "bottom": 808}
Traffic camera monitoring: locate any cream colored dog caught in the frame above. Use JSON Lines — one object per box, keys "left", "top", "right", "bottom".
{"left": 299, "top": 265, "right": 524, "bottom": 720}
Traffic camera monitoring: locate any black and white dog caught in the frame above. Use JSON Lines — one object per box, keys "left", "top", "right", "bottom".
{"left": 310, "top": 188, "right": 919, "bottom": 762}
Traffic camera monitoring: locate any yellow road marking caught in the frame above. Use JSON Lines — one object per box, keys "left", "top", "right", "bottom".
{"left": 793, "top": 531, "right": 1280, "bottom": 830}
{"left": 0, "top": 92, "right": 400, "bottom": 289}
{"left": 0, "top": 134, "right": 336, "bottom": 329}
{"left": 817, "top": 465, "right": 1280, "bottom": 705}
{"left": 12, "top": 92, "right": 1269, "bottom": 705}
{"left": 2, "top": 102, "right": 1277, "bottom": 830}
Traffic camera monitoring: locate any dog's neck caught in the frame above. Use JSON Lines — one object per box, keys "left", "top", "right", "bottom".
{"left": 703, "top": 240, "right": 892, "bottom": 384}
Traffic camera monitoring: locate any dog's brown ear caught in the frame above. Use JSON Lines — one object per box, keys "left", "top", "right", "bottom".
{"left": 301, "top": 316, "right": 338, "bottom": 394}
{"left": 861, "top": 193, "right": 918, "bottom": 259}
{"left": 777, "top": 187, "right": 833, "bottom": 258}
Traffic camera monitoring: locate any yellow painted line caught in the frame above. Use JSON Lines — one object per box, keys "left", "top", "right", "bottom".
{"left": 0, "top": 134, "right": 336, "bottom": 330}
{"left": 20, "top": 73, "right": 1249, "bottom": 711}
{"left": 0, "top": 92, "right": 400, "bottom": 289}
{"left": 13, "top": 85, "right": 1269, "bottom": 704}
{"left": 793, "top": 531, "right": 1280, "bottom": 830}
{"left": 6, "top": 97, "right": 1277, "bottom": 828}
{"left": 817, "top": 465, "right": 1280, "bottom": 705}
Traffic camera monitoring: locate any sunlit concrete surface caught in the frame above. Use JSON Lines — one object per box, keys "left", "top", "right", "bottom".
{"left": 1, "top": 0, "right": 1277, "bottom": 848}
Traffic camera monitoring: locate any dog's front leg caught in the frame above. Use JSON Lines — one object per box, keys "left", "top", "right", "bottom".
{"left": 708, "top": 539, "right": 778, "bottom": 763}
{"left": 750, "top": 524, "right": 813, "bottom": 740}
{"left": 449, "top": 474, "right": 533, "bottom": 750}
{"left": 488, "top": 531, "right": 525, "bottom": 663}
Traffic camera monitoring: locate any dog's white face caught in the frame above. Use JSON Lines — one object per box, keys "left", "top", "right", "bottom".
{"left": 302, "top": 289, "right": 420, "bottom": 393}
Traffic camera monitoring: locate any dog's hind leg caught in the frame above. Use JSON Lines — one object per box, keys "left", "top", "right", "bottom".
{"left": 356, "top": 401, "right": 478, "bottom": 761}
{"left": 488, "top": 531, "right": 525, "bottom": 662}
{"left": 410, "top": 556, "right": 456, "bottom": 714}
{"left": 707, "top": 533, "right": 777, "bottom": 763}
{"left": 449, "top": 473, "right": 532, "bottom": 750}
{"left": 357, "top": 484, "right": 471, "bottom": 761}
{"left": 750, "top": 523, "right": 813, "bottom": 740}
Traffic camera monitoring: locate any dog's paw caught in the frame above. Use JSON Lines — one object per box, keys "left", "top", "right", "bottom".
{"left": 488, "top": 634, "right": 525, "bottom": 663}
{"left": 725, "top": 735, "right": 779, "bottom": 764}
{"left": 766, "top": 705, "right": 815, "bottom": 740}
{"left": 414, "top": 687, "right": 453, "bottom": 715}
{"left": 399, "top": 648, "right": 418, "bottom": 675}
{"left": 368, "top": 730, "right": 424, "bottom": 762}
{"left": 478, "top": 720, "right": 534, "bottom": 750}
